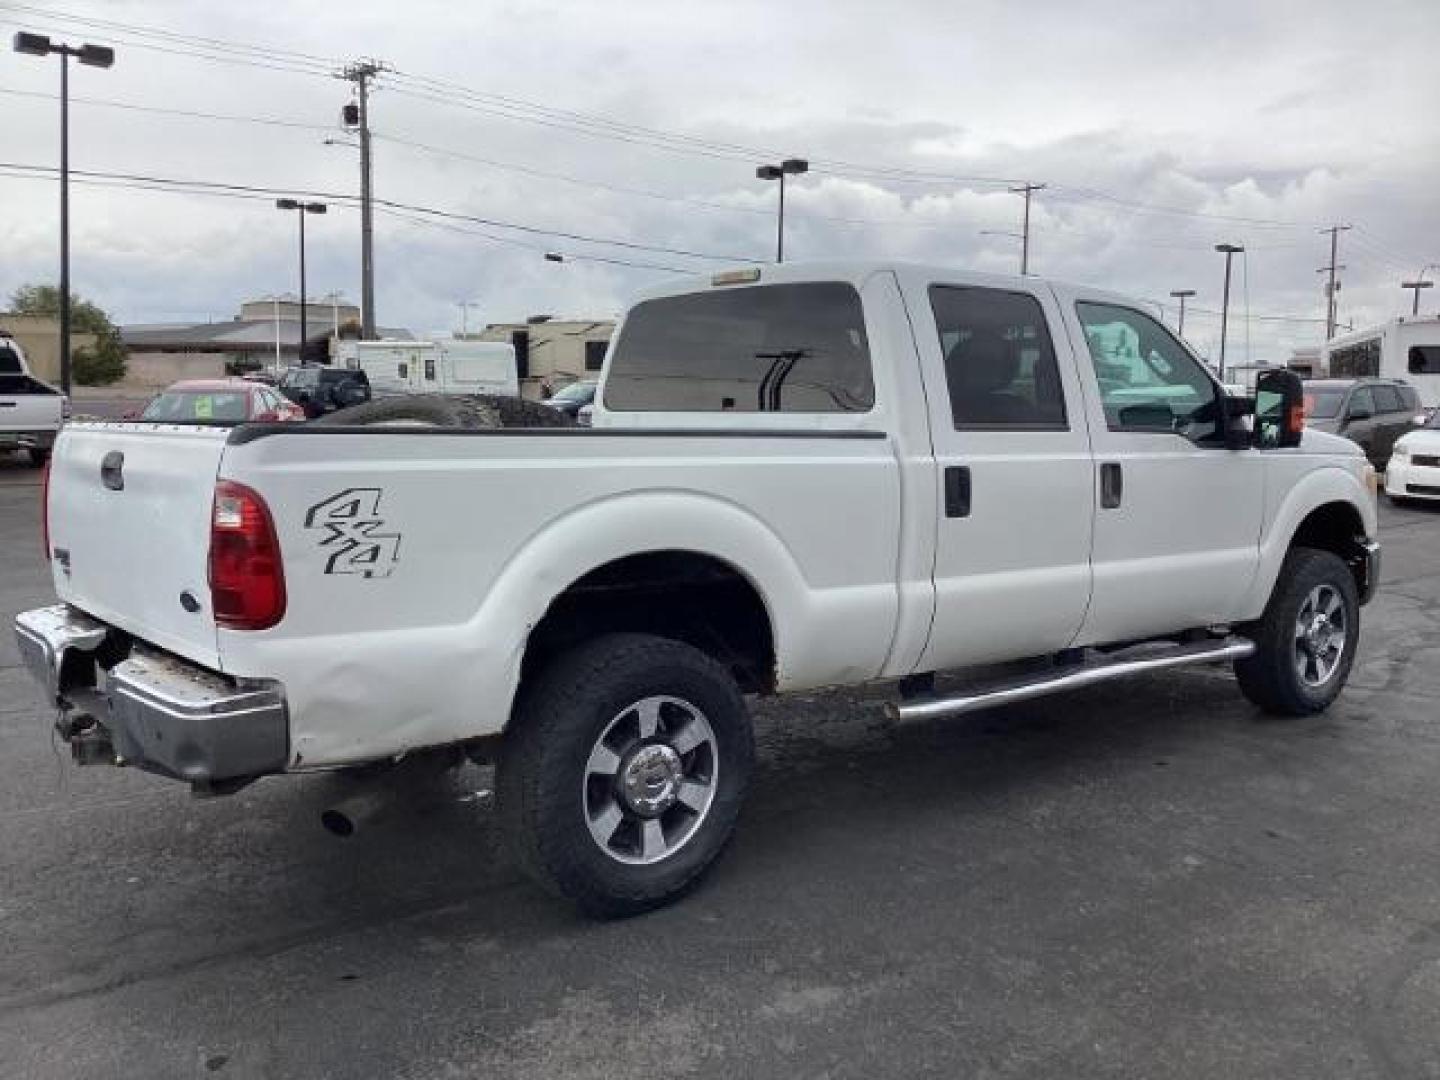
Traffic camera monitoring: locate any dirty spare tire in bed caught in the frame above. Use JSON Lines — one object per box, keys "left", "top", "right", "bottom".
{"left": 314, "top": 394, "right": 574, "bottom": 429}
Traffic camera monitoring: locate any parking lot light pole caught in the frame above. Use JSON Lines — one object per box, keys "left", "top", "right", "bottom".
{"left": 13, "top": 32, "right": 114, "bottom": 398}
{"left": 1215, "top": 245, "right": 1244, "bottom": 381}
{"left": 756, "top": 158, "right": 808, "bottom": 263}
{"left": 276, "top": 200, "right": 327, "bottom": 363}
{"left": 1169, "top": 289, "right": 1196, "bottom": 338}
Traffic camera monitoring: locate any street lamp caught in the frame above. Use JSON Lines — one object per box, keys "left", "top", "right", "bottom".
{"left": 1214, "top": 244, "right": 1244, "bottom": 381}
{"left": 13, "top": 31, "right": 114, "bottom": 397}
{"left": 1402, "top": 267, "right": 1436, "bottom": 316}
{"left": 1169, "top": 289, "right": 1196, "bottom": 338}
{"left": 275, "top": 199, "right": 327, "bottom": 363}
{"left": 756, "top": 158, "right": 808, "bottom": 263}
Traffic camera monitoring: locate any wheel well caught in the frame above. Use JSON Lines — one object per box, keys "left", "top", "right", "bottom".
{"left": 1289, "top": 501, "right": 1369, "bottom": 591}
{"left": 520, "top": 551, "right": 777, "bottom": 695}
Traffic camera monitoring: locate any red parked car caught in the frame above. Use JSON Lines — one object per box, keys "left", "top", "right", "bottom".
{"left": 137, "top": 379, "right": 307, "bottom": 423}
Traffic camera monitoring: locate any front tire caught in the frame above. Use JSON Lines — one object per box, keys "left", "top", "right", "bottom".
{"left": 1234, "top": 547, "right": 1360, "bottom": 716}
{"left": 497, "top": 633, "right": 754, "bottom": 918}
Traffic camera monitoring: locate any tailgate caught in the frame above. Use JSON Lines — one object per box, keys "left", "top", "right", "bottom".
{"left": 0, "top": 383, "right": 62, "bottom": 432}
{"left": 48, "top": 423, "right": 229, "bottom": 670}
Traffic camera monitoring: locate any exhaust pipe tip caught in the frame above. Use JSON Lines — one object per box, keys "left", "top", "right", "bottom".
{"left": 320, "top": 808, "right": 357, "bottom": 837}
{"left": 320, "top": 790, "right": 387, "bottom": 838}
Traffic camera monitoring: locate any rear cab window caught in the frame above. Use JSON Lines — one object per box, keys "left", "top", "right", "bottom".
{"left": 604, "top": 283, "right": 874, "bottom": 413}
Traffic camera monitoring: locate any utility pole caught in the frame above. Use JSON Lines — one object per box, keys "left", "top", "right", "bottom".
{"left": 1317, "top": 224, "right": 1351, "bottom": 340}
{"left": 1169, "top": 289, "right": 1196, "bottom": 338}
{"left": 339, "top": 59, "right": 386, "bottom": 338}
{"left": 1402, "top": 267, "right": 1435, "bottom": 316}
{"left": 1009, "top": 182, "right": 1046, "bottom": 276}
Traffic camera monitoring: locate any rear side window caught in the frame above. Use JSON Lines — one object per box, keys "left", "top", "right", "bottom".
{"left": 1371, "top": 384, "right": 1403, "bottom": 413}
{"left": 929, "top": 286, "right": 1066, "bottom": 429}
{"left": 604, "top": 283, "right": 873, "bottom": 413}
{"left": 1349, "top": 387, "right": 1376, "bottom": 415}
{"left": 0, "top": 344, "right": 21, "bottom": 375}
{"left": 1400, "top": 385, "right": 1421, "bottom": 411}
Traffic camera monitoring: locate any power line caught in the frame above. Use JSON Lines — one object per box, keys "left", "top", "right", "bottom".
{"left": 0, "top": 161, "right": 761, "bottom": 263}
{"left": 0, "top": 85, "right": 335, "bottom": 131}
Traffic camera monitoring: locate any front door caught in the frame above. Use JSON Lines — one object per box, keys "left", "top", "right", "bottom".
{"left": 1062, "top": 298, "right": 1265, "bottom": 645}
{"left": 908, "top": 279, "right": 1096, "bottom": 671}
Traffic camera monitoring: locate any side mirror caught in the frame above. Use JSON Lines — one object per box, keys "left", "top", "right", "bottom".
{"left": 1347, "top": 402, "right": 1373, "bottom": 421}
{"left": 1254, "top": 368, "right": 1304, "bottom": 449}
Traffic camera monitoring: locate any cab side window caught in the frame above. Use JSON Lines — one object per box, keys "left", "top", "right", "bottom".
{"left": 929, "top": 286, "right": 1067, "bottom": 430}
{"left": 1075, "top": 302, "right": 1220, "bottom": 442}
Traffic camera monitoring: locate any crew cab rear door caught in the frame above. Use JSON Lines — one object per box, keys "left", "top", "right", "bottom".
{"left": 897, "top": 270, "right": 1095, "bottom": 669}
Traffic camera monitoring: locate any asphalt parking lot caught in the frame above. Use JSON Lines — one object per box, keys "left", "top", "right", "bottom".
{"left": 4, "top": 452, "right": 1440, "bottom": 1079}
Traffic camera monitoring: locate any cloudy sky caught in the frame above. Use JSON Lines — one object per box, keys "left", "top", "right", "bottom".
{"left": 1, "top": 0, "right": 1435, "bottom": 361}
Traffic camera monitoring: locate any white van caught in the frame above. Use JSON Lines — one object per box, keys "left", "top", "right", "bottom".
{"left": 337, "top": 340, "right": 519, "bottom": 398}
{"left": 1325, "top": 317, "right": 1440, "bottom": 409}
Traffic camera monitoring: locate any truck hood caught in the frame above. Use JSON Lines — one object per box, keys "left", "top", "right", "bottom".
{"left": 1299, "top": 427, "right": 1361, "bottom": 455}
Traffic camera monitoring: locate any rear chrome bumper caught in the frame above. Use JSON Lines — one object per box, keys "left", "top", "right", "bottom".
{"left": 14, "top": 604, "right": 288, "bottom": 784}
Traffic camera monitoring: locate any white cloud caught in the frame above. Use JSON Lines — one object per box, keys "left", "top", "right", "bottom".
{"left": 0, "top": 0, "right": 1435, "bottom": 361}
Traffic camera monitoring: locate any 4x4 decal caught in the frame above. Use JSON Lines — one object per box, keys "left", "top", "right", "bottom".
{"left": 304, "top": 488, "right": 401, "bottom": 578}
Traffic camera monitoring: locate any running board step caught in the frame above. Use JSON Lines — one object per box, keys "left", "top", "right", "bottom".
{"left": 887, "top": 637, "right": 1256, "bottom": 723}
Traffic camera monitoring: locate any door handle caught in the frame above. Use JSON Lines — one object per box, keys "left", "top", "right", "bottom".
{"left": 944, "top": 466, "right": 971, "bottom": 518}
{"left": 1100, "top": 462, "right": 1123, "bottom": 509}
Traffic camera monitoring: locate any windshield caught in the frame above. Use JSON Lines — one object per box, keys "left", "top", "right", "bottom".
{"left": 1304, "top": 388, "right": 1347, "bottom": 419}
{"left": 552, "top": 382, "right": 595, "bottom": 403}
{"left": 141, "top": 390, "right": 250, "bottom": 422}
{"left": 280, "top": 368, "right": 320, "bottom": 389}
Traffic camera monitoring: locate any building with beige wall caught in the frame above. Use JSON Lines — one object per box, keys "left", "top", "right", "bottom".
{"left": 474, "top": 319, "right": 615, "bottom": 400}
{"left": 0, "top": 314, "right": 98, "bottom": 384}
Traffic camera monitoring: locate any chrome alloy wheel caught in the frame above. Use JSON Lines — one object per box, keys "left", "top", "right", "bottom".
{"left": 1294, "top": 583, "right": 1348, "bottom": 688}
{"left": 582, "top": 695, "right": 719, "bottom": 866}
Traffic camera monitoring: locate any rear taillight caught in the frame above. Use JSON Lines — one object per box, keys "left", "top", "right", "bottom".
{"left": 40, "top": 456, "right": 52, "bottom": 558}
{"left": 209, "top": 480, "right": 286, "bottom": 630}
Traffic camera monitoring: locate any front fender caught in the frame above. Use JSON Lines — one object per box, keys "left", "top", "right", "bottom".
{"left": 1244, "top": 464, "right": 1376, "bottom": 622}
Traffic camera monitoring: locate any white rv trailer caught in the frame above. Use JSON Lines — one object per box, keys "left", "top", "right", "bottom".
{"left": 1323, "top": 317, "right": 1440, "bottom": 408}
{"left": 335, "top": 340, "right": 519, "bottom": 398}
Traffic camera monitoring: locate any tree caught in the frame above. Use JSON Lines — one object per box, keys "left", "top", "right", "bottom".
{"left": 9, "top": 283, "right": 128, "bottom": 385}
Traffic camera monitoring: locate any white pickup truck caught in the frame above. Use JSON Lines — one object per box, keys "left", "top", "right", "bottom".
{"left": 0, "top": 333, "right": 67, "bottom": 465}
{"left": 15, "top": 262, "right": 1380, "bottom": 916}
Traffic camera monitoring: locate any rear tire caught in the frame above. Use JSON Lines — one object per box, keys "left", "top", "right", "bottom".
{"left": 1234, "top": 547, "right": 1359, "bottom": 716}
{"left": 497, "top": 633, "right": 753, "bottom": 918}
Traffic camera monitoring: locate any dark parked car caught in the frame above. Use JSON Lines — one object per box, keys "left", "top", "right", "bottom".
{"left": 1303, "top": 377, "right": 1421, "bottom": 468}
{"left": 544, "top": 380, "right": 597, "bottom": 418}
{"left": 278, "top": 365, "right": 371, "bottom": 419}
